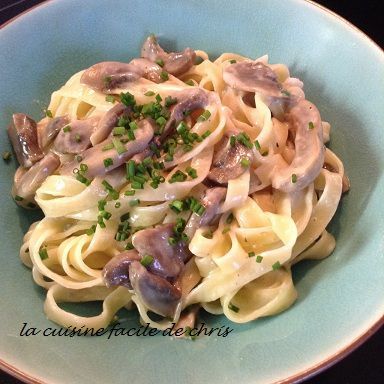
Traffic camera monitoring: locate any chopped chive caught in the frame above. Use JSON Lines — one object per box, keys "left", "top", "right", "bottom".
{"left": 197, "top": 109, "right": 211, "bottom": 122}
{"left": 155, "top": 59, "right": 164, "bottom": 67}
{"left": 113, "top": 126, "right": 126, "bottom": 136}
{"left": 2, "top": 151, "right": 11, "bottom": 162}
{"left": 140, "top": 254, "right": 154, "bottom": 267}
{"left": 149, "top": 143, "right": 160, "bottom": 157}
{"left": 98, "top": 199, "right": 107, "bottom": 211}
{"left": 112, "top": 138, "right": 126, "bottom": 155}
{"left": 105, "top": 95, "right": 115, "bottom": 103}
{"left": 185, "top": 79, "right": 194, "bottom": 86}
{"left": 126, "top": 159, "right": 136, "bottom": 179}
{"left": 195, "top": 204, "right": 206, "bottom": 216}
{"left": 126, "top": 129, "right": 136, "bottom": 141}
{"left": 74, "top": 134, "right": 81, "bottom": 143}
{"left": 201, "top": 130, "right": 211, "bottom": 139}
{"left": 129, "top": 121, "right": 138, "bottom": 130}
{"left": 272, "top": 261, "right": 281, "bottom": 270}
{"left": 155, "top": 94, "right": 162, "bottom": 103}
{"left": 79, "top": 163, "right": 88, "bottom": 172}
{"left": 229, "top": 59, "right": 237, "bottom": 64}
{"left": 86, "top": 225, "right": 96, "bottom": 236}
{"left": 103, "top": 158, "right": 114, "bottom": 168}
{"left": 160, "top": 71, "right": 169, "bottom": 81}
{"left": 222, "top": 227, "right": 230, "bottom": 234}
{"left": 76, "top": 173, "right": 91, "bottom": 185}
{"left": 176, "top": 121, "right": 188, "bottom": 134}
{"left": 228, "top": 302, "right": 239, "bottom": 313}
{"left": 124, "top": 190, "right": 136, "bottom": 197}
{"left": 102, "top": 143, "right": 114, "bottom": 151}
{"left": 100, "top": 210, "right": 112, "bottom": 220}
{"left": 125, "top": 242, "right": 134, "bottom": 250}
{"left": 308, "top": 121, "right": 315, "bottom": 130}
{"left": 248, "top": 252, "right": 256, "bottom": 257}
{"left": 14, "top": 195, "right": 24, "bottom": 201}
{"left": 144, "top": 91, "right": 155, "bottom": 96}
{"left": 129, "top": 199, "right": 140, "bottom": 207}
{"left": 103, "top": 76, "right": 112, "bottom": 86}
{"left": 230, "top": 135, "right": 237, "bottom": 147}
{"left": 75, "top": 155, "right": 83, "bottom": 162}
{"left": 169, "top": 170, "right": 188, "bottom": 183}
{"left": 164, "top": 96, "right": 178, "bottom": 107}
{"left": 120, "top": 212, "right": 130, "bottom": 222}
{"left": 102, "top": 180, "right": 113, "bottom": 191}
{"left": 98, "top": 217, "right": 106, "bottom": 228}
{"left": 241, "top": 157, "right": 250, "bottom": 168}
{"left": 120, "top": 92, "right": 136, "bottom": 107}
{"left": 254, "top": 140, "right": 261, "bottom": 150}
{"left": 236, "top": 132, "right": 253, "bottom": 149}
{"left": 39, "top": 248, "right": 48, "bottom": 260}
{"left": 45, "top": 109, "right": 53, "bottom": 118}
{"left": 63, "top": 125, "right": 71, "bottom": 133}
{"left": 186, "top": 166, "right": 198, "bottom": 179}
{"left": 256, "top": 255, "right": 263, "bottom": 263}
{"left": 291, "top": 174, "right": 297, "bottom": 183}
{"left": 169, "top": 200, "right": 184, "bottom": 213}
{"left": 156, "top": 116, "right": 166, "bottom": 127}
{"left": 226, "top": 213, "right": 234, "bottom": 224}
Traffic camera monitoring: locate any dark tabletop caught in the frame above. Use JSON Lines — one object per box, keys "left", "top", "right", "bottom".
{"left": 1, "top": 1, "right": 383, "bottom": 383}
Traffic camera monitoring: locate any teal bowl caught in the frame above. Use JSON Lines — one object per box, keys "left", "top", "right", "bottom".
{"left": 0, "top": 1, "right": 383, "bottom": 383}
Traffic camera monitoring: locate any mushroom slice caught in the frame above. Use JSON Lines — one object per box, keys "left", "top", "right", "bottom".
{"left": 60, "top": 118, "right": 154, "bottom": 178}
{"left": 271, "top": 99, "right": 324, "bottom": 192}
{"left": 12, "top": 152, "right": 60, "bottom": 204}
{"left": 129, "top": 261, "right": 181, "bottom": 318}
{"left": 185, "top": 187, "right": 227, "bottom": 238}
{"left": 141, "top": 35, "right": 196, "bottom": 76}
{"left": 132, "top": 223, "right": 190, "bottom": 280}
{"left": 155, "top": 88, "right": 209, "bottom": 145}
{"left": 7, "top": 113, "right": 44, "bottom": 168}
{"left": 223, "top": 61, "right": 282, "bottom": 96}
{"left": 102, "top": 251, "right": 140, "bottom": 289}
{"left": 80, "top": 59, "right": 163, "bottom": 92}
{"left": 53, "top": 118, "right": 98, "bottom": 154}
{"left": 207, "top": 134, "right": 253, "bottom": 184}
{"left": 90, "top": 103, "right": 130, "bottom": 146}
{"left": 37, "top": 115, "right": 70, "bottom": 149}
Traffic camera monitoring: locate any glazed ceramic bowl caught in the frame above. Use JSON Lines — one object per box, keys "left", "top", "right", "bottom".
{"left": 0, "top": 1, "right": 383, "bottom": 383}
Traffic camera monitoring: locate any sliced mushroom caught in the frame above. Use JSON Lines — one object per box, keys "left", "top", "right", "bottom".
{"left": 60, "top": 118, "right": 154, "bottom": 178}
{"left": 271, "top": 99, "right": 324, "bottom": 192}
{"left": 7, "top": 113, "right": 44, "bottom": 168}
{"left": 53, "top": 118, "right": 98, "bottom": 154}
{"left": 224, "top": 61, "right": 296, "bottom": 119}
{"left": 102, "top": 250, "right": 141, "bottom": 289}
{"left": 207, "top": 134, "right": 253, "bottom": 184}
{"left": 132, "top": 223, "right": 191, "bottom": 280}
{"left": 90, "top": 103, "right": 130, "bottom": 146}
{"left": 37, "top": 115, "right": 70, "bottom": 150}
{"left": 141, "top": 35, "right": 196, "bottom": 76}
{"left": 155, "top": 88, "right": 209, "bottom": 145}
{"left": 223, "top": 61, "right": 282, "bottom": 96}
{"left": 80, "top": 59, "right": 163, "bottom": 93}
{"left": 12, "top": 152, "right": 60, "bottom": 204}
{"left": 129, "top": 261, "right": 181, "bottom": 318}
{"left": 185, "top": 187, "right": 227, "bottom": 238}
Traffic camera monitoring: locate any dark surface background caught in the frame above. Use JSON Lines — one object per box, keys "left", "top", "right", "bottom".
{"left": 0, "top": 0, "right": 383, "bottom": 383}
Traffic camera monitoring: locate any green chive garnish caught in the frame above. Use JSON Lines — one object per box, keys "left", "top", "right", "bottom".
{"left": 241, "top": 157, "right": 250, "bottom": 168}
{"left": 45, "top": 109, "right": 53, "bottom": 118}
{"left": 103, "top": 158, "right": 113, "bottom": 168}
{"left": 124, "top": 190, "right": 135, "bottom": 196}
{"left": 113, "top": 126, "right": 126, "bottom": 136}
{"left": 197, "top": 109, "right": 211, "bottom": 122}
{"left": 185, "top": 79, "right": 194, "bottom": 86}
{"left": 226, "top": 213, "right": 234, "bottom": 224}
{"left": 228, "top": 302, "right": 239, "bottom": 313}
{"left": 256, "top": 255, "right": 263, "bottom": 263}
{"left": 272, "top": 261, "right": 281, "bottom": 270}
{"left": 308, "top": 121, "right": 314, "bottom": 130}
{"left": 291, "top": 174, "right": 297, "bottom": 183}
{"left": 140, "top": 254, "right": 154, "bottom": 267}
{"left": 254, "top": 140, "right": 261, "bottom": 150}
{"left": 74, "top": 134, "right": 81, "bottom": 143}
{"left": 63, "top": 125, "right": 71, "bottom": 133}
{"left": 112, "top": 138, "right": 126, "bottom": 155}
{"left": 105, "top": 95, "right": 115, "bottom": 103}
{"left": 229, "top": 59, "right": 237, "bottom": 64}
{"left": 155, "top": 59, "right": 164, "bottom": 67}
{"left": 129, "top": 199, "right": 140, "bottom": 207}
{"left": 144, "top": 91, "right": 155, "bottom": 96}
{"left": 102, "top": 143, "right": 114, "bottom": 151}
{"left": 160, "top": 71, "right": 169, "bottom": 81}
{"left": 248, "top": 252, "right": 255, "bottom": 257}
{"left": 39, "top": 248, "right": 48, "bottom": 260}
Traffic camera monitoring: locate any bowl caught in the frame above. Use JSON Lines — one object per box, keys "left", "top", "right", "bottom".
{"left": 0, "top": 1, "right": 383, "bottom": 383}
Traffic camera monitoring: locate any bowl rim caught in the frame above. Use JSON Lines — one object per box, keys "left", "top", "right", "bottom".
{"left": 0, "top": 0, "right": 383, "bottom": 383}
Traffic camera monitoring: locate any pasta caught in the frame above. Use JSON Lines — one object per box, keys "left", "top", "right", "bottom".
{"left": 9, "top": 35, "right": 348, "bottom": 332}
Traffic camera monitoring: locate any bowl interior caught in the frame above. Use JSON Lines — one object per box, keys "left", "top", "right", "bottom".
{"left": 0, "top": 1, "right": 383, "bottom": 383}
